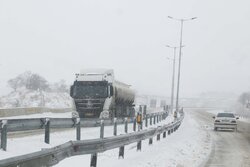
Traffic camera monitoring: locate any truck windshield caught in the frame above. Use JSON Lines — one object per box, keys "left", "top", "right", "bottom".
{"left": 72, "top": 82, "right": 108, "bottom": 98}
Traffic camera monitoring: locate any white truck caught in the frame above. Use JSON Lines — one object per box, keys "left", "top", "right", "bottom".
{"left": 70, "top": 69, "right": 135, "bottom": 119}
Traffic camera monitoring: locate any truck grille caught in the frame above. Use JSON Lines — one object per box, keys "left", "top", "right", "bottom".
{"left": 75, "top": 99, "right": 104, "bottom": 110}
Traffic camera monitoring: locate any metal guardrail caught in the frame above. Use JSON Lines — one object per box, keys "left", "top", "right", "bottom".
{"left": 0, "top": 107, "right": 72, "bottom": 117}
{"left": 0, "top": 113, "right": 184, "bottom": 167}
{"left": 0, "top": 111, "right": 168, "bottom": 151}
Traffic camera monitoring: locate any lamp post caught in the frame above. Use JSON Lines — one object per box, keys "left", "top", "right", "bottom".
{"left": 165, "top": 45, "right": 184, "bottom": 114}
{"left": 168, "top": 16, "right": 197, "bottom": 114}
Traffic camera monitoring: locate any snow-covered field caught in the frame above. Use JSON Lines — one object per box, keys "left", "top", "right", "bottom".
{"left": 0, "top": 112, "right": 212, "bottom": 167}
{"left": 0, "top": 88, "right": 71, "bottom": 109}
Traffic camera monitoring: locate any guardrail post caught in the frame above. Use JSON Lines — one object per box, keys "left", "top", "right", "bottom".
{"left": 1, "top": 120, "right": 7, "bottom": 151}
{"left": 119, "top": 118, "right": 127, "bottom": 159}
{"left": 137, "top": 140, "right": 142, "bottom": 151}
{"left": 133, "top": 118, "right": 136, "bottom": 132}
{"left": 140, "top": 119, "right": 143, "bottom": 130}
{"left": 44, "top": 118, "right": 50, "bottom": 144}
{"left": 124, "top": 118, "right": 128, "bottom": 133}
{"left": 149, "top": 138, "right": 153, "bottom": 145}
{"left": 76, "top": 118, "right": 81, "bottom": 141}
{"left": 150, "top": 115, "right": 152, "bottom": 125}
{"left": 157, "top": 115, "right": 159, "bottom": 123}
{"left": 90, "top": 153, "right": 97, "bottom": 167}
{"left": 139, "top": 105, "right": 142, "bottom": 113}
{"left": 100, "top": 120, "right": 104, "bottom": 138}
{"left": 119, "top": 146, "right": 125, "bottom": 159}
{"left": 145, "top": 115, "right": 148, "bottom": 127}
{"left": 157, "top": 134, "right": 160, "bottom": 141}
{"left": 90, "top": 120, "right": 104, "bottom": 167}
{"left": 113, "top": 118, "right": 117, "bottom": 136}
{"left": 168, "top": 130, "right": 171, "bottom": 135}
{"left": 163, "top": 131, "right": 166, "bottom": 138}
{"left": 154, "top": 115, "right": 156, "bottom": 124}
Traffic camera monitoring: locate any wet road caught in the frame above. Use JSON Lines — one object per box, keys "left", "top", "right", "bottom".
{"left": 189, "top": 109, "right": 250, "bottom": 167}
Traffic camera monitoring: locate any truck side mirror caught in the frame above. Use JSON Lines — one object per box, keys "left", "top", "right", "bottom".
{"left": 70, "top": 85, "right": 74, "bottom": 97}
{"left": 212, "top": 116, "right": 215, "bottom": 119}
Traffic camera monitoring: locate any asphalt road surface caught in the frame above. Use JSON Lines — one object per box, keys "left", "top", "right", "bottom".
{"left": 189, "top": 109, "right": 250, "bottom": 167}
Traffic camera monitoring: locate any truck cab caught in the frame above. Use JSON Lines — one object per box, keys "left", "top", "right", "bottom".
{"left": 70, "top": 69, "right": 135, "bottom": 119}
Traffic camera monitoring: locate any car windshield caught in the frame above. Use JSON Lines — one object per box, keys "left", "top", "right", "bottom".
{"left": 217, "top": 113, "right": 235, "bottom": 118}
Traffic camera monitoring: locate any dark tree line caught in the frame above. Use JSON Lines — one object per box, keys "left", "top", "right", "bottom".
{"left": 8, "top": 71, "right": 68, "bottom": 93}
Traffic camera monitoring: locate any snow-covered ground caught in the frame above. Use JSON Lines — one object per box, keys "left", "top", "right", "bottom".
{"left": 205, "top": 109, "right": 224, "bottom": 116}
{"left": 0, "top": 112, "right": 212, "bottom": 167}
{"left": 238, "top": 117, "right": 250, "bottom": 123}
{"left": 0, "top": 88, "right": 71, "bottom": 108}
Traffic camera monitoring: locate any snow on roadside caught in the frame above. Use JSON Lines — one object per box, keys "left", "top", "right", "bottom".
{"left": 238, "top": 117, "right": 250, "bottom": 123}
{"left": 55, "top": 112, "right": 212, "bottom": 167}
{"left": 0, "top": 115, "right": 173, "bottom": 160}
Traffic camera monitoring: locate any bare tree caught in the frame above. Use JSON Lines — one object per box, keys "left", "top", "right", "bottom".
{"left": 8, "top": 78, "right": 21, "bottom": 91}
{"left": 7, "top": 71, "right": 49, "bottom": 91}
{"left": 26, "top": 74, "right": 49, "bottom": 91}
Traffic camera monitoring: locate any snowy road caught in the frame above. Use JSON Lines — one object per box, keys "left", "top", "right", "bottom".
{"left": 189, "top": 109, "right": 250, "bottom": 167}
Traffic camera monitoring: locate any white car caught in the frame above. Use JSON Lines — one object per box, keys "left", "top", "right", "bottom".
{"left": 213, "top": 112, "right": 239, "bottom": 131}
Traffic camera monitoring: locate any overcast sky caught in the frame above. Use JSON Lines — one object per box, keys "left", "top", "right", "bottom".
{"left": 0, "top": 0, "right": 250, "bottom": 97}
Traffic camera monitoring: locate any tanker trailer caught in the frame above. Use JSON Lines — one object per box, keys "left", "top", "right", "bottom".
{"left": 70, "top": 69, "right": 135, "bottom": 119}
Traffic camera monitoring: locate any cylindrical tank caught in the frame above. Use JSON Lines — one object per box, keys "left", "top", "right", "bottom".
{"left": 113, "top": 81, "right": 135, "bottom": 105}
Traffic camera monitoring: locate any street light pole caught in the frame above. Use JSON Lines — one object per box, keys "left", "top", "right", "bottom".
{"left": 171, "top": 48, "right": 176, "bottom": 114}
{"left": 165, "top": 45, "right": 177, "bottom": 114}
{"left": 176, "top": 20, "right": 184, "bottom": 113}
{"left": 168, "top": 16, "right": 197, "bottom": 113}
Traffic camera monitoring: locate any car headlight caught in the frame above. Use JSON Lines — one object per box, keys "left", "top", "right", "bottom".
{"left": 215, "top": 120, "right": 220, "bottom": 122}
{"left": 231, "top": 120, "right": 236, "bottom": 123}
